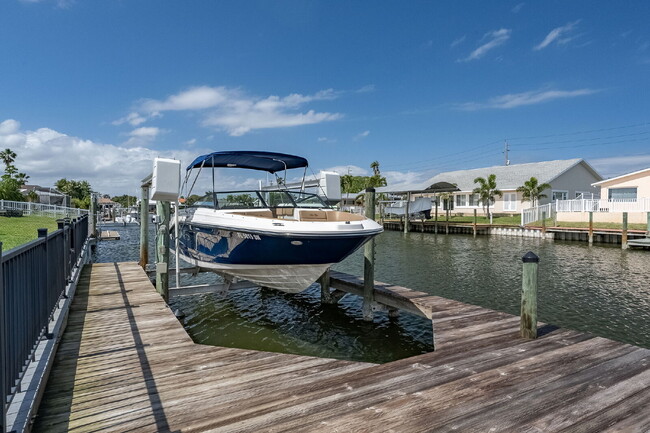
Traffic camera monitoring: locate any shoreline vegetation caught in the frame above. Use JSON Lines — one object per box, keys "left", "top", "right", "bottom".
{"left": 0, "top": 215, "right": 58, "bottom": 251}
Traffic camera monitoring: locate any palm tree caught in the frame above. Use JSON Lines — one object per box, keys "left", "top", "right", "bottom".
{"left": 473, "top": 174, "right": 502, "bottom": 223}
{"left": 517, "top": 177, "right": 551, "bottom": 207}
{"left": 370, "top": 161, "right": 380, "bottom": 176}
{"left": 0, "top": 148, "right": 17, "bottom": 168}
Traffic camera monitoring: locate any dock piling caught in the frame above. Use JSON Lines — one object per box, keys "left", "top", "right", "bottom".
{"left": 473, "top": 209, "right": 477, "bottom": 237}
{"left": 520, "top": 252, "right": 539, "bottom": 339}
{"left": 156, "top": 201, "right": 170, "bottom": 302}
{"left": 363, "top": 188, "right": 376, "bottom": 321}
{"left": 541, "top": 211, "right": 546, "bottom": 234}
{"left": 646, "top": 212, "right": 650, "bottom": 238}
{"left": 622, "top": 212, "right": 628, "bottom": 250}
{"left": 403, "top": 192, "right": 411, "bottom": 234}
{"left": 319, "top": 269, "right": 333, "bottom": 304}
{"left": 139, "top": 184, "right": 150, "bottom": 269}
{"left": 434, "top": 199, "right": 438, "bottom": 234}
{"left": 588, "top": 211, "right": 594, "bottom": 245}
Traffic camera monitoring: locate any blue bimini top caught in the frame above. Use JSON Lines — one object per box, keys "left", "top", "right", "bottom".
{"left": 186, "top": 151, "right": 309, "bottom": 173}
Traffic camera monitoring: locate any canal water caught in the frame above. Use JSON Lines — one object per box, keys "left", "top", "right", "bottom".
{"left": 93, "top": 224, "right": 650, "bottom": 363}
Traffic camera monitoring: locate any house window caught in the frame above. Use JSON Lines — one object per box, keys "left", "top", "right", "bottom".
{"left": 552, "top": 190, "right": 568, "bottom": 201}
{"left": 455, "top": 194, "right": 467, "bottom": 207}
{"left": 608, "top": 188, "right": 637, "bottom": 200}
{"left": 503, "top": 192, "right": 517, "bottom": 211}
{"left": 468, "top": 194, "right": 479, "bottom": 207}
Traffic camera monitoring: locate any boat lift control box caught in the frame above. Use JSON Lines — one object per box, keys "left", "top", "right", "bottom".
{"left": 151, "top": 158, "right": 181, "bottom": 201}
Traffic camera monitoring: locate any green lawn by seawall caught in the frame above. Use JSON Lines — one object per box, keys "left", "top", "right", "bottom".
{"left": 0, "top": 216, "right": 59, "bottom": 251}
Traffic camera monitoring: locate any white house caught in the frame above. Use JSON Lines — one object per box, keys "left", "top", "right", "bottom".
{"left": 420, "top": 158, "right": 602, "bottom": 215}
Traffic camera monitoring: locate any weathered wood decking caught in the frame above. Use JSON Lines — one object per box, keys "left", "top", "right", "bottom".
{"left": 34, "top": 262, "right": 650, "bottom": 432}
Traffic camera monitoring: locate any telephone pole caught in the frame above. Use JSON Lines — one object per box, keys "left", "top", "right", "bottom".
{"left": 504, "top": 140, "right": 510, "bottom": 166}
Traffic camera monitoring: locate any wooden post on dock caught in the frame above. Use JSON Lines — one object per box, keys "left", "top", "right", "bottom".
{"left": 403, "top": 192, "right": 411, "bottom": 234}
{"left": 473, "top": 209, "right": 477, "bottom": 237}
{"left": 445, "top": 198, "right": 450, "bottom": 235}
{"left": 520, "top": 251, "right": 539, "bottom": 339}
{"left": 646, "top": 212, "right": 650, "bottom": 238}
{"left": 139, "top": 184, "right": 150, "bottom": 269}
{"left": 588, "top": 211, "right": 594, "bottom": 245}
{"left": 434, "top": 199, "right": 439, "bottom": 234}
{"left": 156, "top": 201, "right": 170, "bottom": 302}
{"left": 621, "top": 212, "right": 628, "bottom": 250}
{"left": 319, "top": 269, "right": 332, "bottom": 304}
{"left": 541, "top": 211, "right": 546, "bottom": 235}
{"left": 363, "top": 188, "right": 376, "bottom": 321}
{"left": 89, "top": 193, "right": 97, "bottom": 238}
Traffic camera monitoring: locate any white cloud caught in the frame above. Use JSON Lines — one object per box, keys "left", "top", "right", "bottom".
{"left": 112, "top": 112, "right": 148, "bottom": 127}
{"left": 450, "top": 35, "right": 466, "bottom": 48}
{"left": 461, "top": 29, "right": 511, "bottom": 62}
{"left": 383, "top": 170, "right": 434, "bottom": 191}
{"left": 455, "top": 88, "right": 599, "bottom": 110}
{"left": 129, "top": 126, "right": 161, "bottom": 138}
{"left": 356, "top": 84, "right": 376, "bottom": 93}
{"left": 0, "top": 119, "right": 21, "bottom": 135}
{"left": 131, "top": 86, "right": 342, "bottom": 136}
{"left": 511, "top": 3, "right": 525, "bottom": 13}
{"left": 0, "top": 119, "right": 197, "bottom": 195}
{"left": 317, "top": 137, "right": 328, "bottom": 142}
{"left": 534, "top": 20, "right": 581, "bottom": 51}
{"left": 184, "top": 138, "right": 197, "bottom": 145}
{"left": 589, "top": 155, "right": 650, "bottom": 179}
{"left": 141, "top": 86, "right": 231, "bottom": 112}
{"left": 354, "top": 130, "right": 370, "bottom": 140}
{"left": 324, "top": 165, "right": 368, "bottom": 176}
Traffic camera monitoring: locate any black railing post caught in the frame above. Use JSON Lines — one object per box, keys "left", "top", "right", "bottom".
{"left": 1, "top": 241, "right": 6, "bottom": 433}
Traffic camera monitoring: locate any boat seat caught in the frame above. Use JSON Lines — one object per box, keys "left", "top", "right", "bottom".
{"left": 273, "top": 207, "right": 296, "bottom": 219}
{"left": 299, "top": 210, "right": 329, "bottom": 221}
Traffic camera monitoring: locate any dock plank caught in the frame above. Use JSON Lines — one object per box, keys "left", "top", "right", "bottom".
{"left": 32, "top": 262, "right": 650, "bottom": 432}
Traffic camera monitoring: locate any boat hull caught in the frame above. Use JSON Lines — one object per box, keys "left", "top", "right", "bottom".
{"left": 173, "top": 223, "right": 375, "bottom": 293}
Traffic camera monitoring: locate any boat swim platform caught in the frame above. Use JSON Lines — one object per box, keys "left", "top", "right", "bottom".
{"left": 99, "top": 230, "right": 120, "bottom": 240}
{"left": 32, "top": 263, "right": 650, "bottom": 432}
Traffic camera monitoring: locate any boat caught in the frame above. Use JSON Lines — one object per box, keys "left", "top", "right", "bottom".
{"left": 171, "top": 151, "right": 383, "bottom": 293}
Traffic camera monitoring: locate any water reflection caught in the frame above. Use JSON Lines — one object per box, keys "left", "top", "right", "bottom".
{"left": 93, "top": 224, "right": 650, "bottom": 364}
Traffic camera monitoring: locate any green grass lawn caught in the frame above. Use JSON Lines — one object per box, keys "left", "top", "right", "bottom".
{"left": 0, "top": 215, "right": 59, "bottom": 251}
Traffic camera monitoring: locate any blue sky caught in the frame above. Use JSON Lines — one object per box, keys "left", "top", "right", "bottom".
{"left": 1, "top": 0, "right": 649, "bottom": 195}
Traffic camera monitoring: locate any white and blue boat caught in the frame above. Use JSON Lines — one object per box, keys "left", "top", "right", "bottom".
{"left": 172, "top": 151, "right": 383, "bottom": 293}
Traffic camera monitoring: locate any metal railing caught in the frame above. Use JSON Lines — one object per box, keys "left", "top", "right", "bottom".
{"left": 1, "top": 215, "right": 88, "bottom": 432}
{"left": 521, "top": 203, "right": 555, "bottom": 226}
{"left": 555, "top": 198, "right": 650, "bottom": 213}
{"left": 0, "top": 200, "right": 87, "bottom": 218}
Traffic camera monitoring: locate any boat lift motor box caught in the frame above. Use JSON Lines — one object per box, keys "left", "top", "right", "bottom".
{"left": 319, "top": 171, "right": 341, "bottom": 205}
{"left": 151, "top": 158, "right": 181, "bottom": 201}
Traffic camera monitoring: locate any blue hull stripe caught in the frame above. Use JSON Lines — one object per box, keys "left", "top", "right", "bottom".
{"left": 178, "top": 225, "right": 374, "bottom": 265}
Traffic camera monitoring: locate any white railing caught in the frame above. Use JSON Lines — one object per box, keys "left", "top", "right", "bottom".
{"left": 521, "top": 203, "right": 554, "bottom": 226}
{"left": 0, "top": 200, "right": 87, "bottom": 218}
{"left": 555, "top": 198, "right": 650, "bottom": 213}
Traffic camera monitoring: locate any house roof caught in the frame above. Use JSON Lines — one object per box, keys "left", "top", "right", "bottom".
{"left": 592, "top": 167, "right": 650, "bottom": 186}
{"left": 421, "top": 159, "right": 602, "bottom": 192}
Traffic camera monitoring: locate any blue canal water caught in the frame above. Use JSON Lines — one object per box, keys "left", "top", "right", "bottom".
{"left": 93, "top": 224, "right": 650, "bottom": 363}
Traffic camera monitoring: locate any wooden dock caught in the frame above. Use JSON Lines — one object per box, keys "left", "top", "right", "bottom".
{"left": 99, "top": 230, "right": 120, "bottom": 240}
{"left": 33, "top": 262, "right": 650, "bottom": 432}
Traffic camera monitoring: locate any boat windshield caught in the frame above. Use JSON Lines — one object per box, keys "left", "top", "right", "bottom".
{"left": 189, "top": 190, "right": 328, "bottom": 210}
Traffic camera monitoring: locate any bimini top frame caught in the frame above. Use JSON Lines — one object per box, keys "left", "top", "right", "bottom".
{"left": 186, "top": 151, "right": 308, "bottom": 173}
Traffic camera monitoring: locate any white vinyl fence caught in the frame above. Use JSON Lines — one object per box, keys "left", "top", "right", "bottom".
{"left": 0, "top": 200, "right": 87, "bottom": 218}
{"left": 521, "top": 203, "right": 554, "bottom": 226}
{"left": 555, "top": 198, "right": 650, "bottom": 213}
